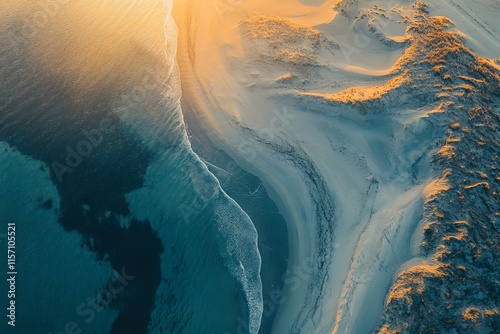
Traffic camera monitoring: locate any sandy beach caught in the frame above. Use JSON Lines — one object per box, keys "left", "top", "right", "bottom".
{"left": 173, "top": 0, "right": 500, "bottom": 332}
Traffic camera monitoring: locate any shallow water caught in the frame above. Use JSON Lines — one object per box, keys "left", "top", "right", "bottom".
{"left": 0, "top": 1, "right": 267, "bottom": 333}
{"left": 187, "top": 122, "right": 289, "bottom": 334}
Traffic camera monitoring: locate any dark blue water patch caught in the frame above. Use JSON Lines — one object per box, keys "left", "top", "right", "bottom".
{"left": 37, "top": 197, "right": 54, "bottom": 210}
{"left": 0, "top": 32, "right": 163, "bottom": 334}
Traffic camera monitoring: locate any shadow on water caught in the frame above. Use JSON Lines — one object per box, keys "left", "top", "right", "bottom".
{"left": 0, "top": 1, "right": 269, "bottom": 333}
{"left": 0, "top": 15, "right": 163, "bottom": 334}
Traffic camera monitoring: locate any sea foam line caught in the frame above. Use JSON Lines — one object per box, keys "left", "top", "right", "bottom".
{"left": 162, "top": 1, "right": 264, "bottom": 332}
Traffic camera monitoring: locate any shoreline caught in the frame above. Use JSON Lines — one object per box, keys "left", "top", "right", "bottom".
{"left": 171, "top": 2, "right": 328, "bottom": 332}
{"left": 185, "top": 108, "right": 289, "bottom": 333}
{"left": 172, "top": 3, "right": 294, "bottom": 333}
{"left": 172, "top": 8, "right": 289, "bottom": 330}
{"left": 171, "top": 1, "right": 434, "bottom": 332}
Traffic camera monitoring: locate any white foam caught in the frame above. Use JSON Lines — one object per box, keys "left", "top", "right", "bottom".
{"left": 114, "top": 1, "right": 264, "bottom": 332}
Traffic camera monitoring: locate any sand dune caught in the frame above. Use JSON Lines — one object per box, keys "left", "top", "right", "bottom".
{"left": 174, "top": 0, "right": 500, "bottom": 332}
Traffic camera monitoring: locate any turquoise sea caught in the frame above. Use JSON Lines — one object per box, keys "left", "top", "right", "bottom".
{"left": 0, "top": 1, "right": 287, "bottom": 333}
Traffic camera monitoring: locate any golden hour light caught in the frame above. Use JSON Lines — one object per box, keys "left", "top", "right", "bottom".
{"left": 1, "top": 0, "right": 499, "bottom": 333}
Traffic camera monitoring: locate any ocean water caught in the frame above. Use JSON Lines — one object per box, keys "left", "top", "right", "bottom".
{"left": 185, "top": 110, "right": 289, "bottom": 334}
{"left": 0, "top": 1, "right": 262, "bottom": 333}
